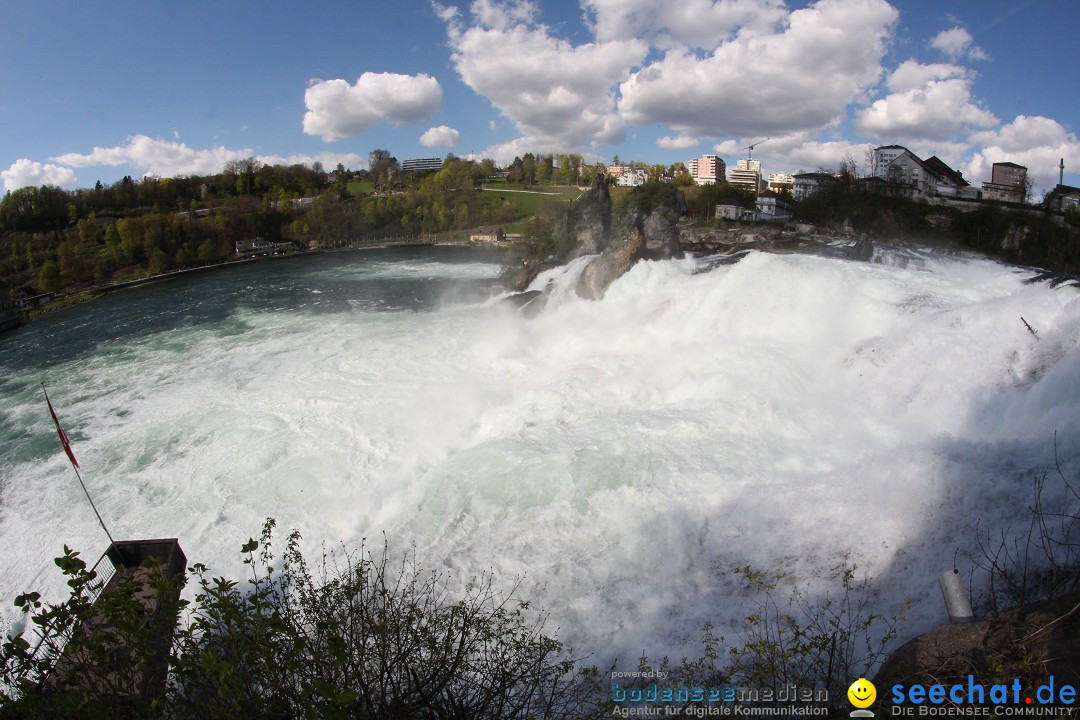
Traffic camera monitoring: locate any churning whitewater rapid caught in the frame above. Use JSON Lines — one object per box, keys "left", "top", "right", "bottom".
{"left": 2, "top": 244, "right": 1079, "bottom": 665}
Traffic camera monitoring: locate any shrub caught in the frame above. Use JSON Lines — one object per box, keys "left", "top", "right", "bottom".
{"left": 724, "top": 561, "right": 906, "bottom": 711}
{"left": 0, "top": 546, "right": 182, "bottom": 719}
{"left": 972, "top": 434, "right": 1080, "bottom": 615}
{"left": 1, "top": 520, "right": 600, "bottom": 720}
{"left": 621, "top": 561, "right": 907, "bottom": 715}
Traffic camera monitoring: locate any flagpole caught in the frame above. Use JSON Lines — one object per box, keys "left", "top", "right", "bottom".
{"left": 69, "top": 459, "right": 115, "bottom": 546}
{"left": 41, "top": 384, "right": 115, "bottom": 546}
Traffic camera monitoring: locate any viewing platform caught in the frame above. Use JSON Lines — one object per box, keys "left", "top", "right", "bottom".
{"left": 34, "top": 539, "right": 186, "bottom": 706}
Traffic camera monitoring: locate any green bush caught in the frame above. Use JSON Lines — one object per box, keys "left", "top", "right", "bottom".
{"left": 724, "top": 562, "right": 906, "bottom": 711}
{"left": 1, "top": 520, "right": 599, "bottom": 719}
{"left": 1, "top": 546, "right": 182, "bottom": 718}
{"left": 2, "top": 523, "right": 923, "bottom": 718}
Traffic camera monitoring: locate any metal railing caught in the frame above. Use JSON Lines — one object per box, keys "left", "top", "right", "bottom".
{"left": 21, "top": 548, "right": 120, "bottom": 681}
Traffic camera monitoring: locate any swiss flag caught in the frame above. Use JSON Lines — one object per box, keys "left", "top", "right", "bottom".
{"left": 43, "top": 386, "right": 79, "bottom": 469}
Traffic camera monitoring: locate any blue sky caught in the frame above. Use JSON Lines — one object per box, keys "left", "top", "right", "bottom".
{"left": 2, "top": 0, "right": 1077, "bottom": 194}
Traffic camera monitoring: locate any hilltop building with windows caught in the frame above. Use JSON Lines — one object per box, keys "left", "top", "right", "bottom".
{"left": 767, "top": 173, "right": 794, "bottom": 194}
{"left": 792, "top": 172, "right": 835, "bottom": 201}
{"left": 981, "top": 162, "right": 1028, "bottom": 203}
{"left": 1045, "top": 184, "right": 1080, "bottom": 212}
{"left": 401, "top": 158, "right": 443, "bottom": 173}
{"left": 688, "top": 154, "right": 726, "bottom": 185}
{"left": 728, "top": 159, "right": 762, "bottom": 194}
{"left": 755, "top": 191, "right": 795, "bottom": 221}
{"left": 869, "top": 145, "right": 978, "bottom": 200}
{"left": 872, "top": 145, "right": 908, "bottom": 178}
{"left": 615, "top": 168, "right": 648, "bottom": 186}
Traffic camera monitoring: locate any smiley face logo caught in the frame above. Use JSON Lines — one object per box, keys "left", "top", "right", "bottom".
{"left": 848, "top": 678, "right": 876, "bottom": 708}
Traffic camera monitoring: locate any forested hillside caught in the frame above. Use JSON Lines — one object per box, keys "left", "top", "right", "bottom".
{"left": 0, "top": 154, "right": 525, "bottom": 296}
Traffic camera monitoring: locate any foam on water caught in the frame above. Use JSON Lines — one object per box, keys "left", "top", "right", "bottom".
{"left": 1, "top": 247, "right": 1079, "bottom": 666}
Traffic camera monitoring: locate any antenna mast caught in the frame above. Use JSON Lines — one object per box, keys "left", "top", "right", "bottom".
{"left": 1061, "top": 158, "right": 1065, "bottom": 186}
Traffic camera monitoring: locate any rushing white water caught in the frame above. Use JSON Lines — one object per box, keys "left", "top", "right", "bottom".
{"left": 1, "top": 244, "right": 1078, "bottom": 667}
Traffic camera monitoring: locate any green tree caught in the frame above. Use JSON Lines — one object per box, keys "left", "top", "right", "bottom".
{"left": 369, "top": 149, "right": 398, "bottom": 188}
{"left": 522, "top": 153, "right": 537, "bottom": 185}
{"left": 196, "top": 239, "right": 216, "bottom": 264}
{"left": 536, "top": 154, "right": 554, "bottom": 184}
{"left": 149, "top": 249, "right": 169, "bottom": 275}
{"left": 561, "top": 155, "right": 578, "bottom": 184}
{"left": 37, "top": 261, "right": 61, "bottom": 292}
{"left": 507, "top": 156, "right": 525, "bottom": 184}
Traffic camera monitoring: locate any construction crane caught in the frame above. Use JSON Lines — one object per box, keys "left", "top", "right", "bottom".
{"left": 744, "top": 137, "right": 770, "bottom": 161}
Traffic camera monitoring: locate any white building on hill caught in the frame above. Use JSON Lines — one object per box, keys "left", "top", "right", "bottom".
{"left": 616, "top": 168, "right": 648, "bottom": 186}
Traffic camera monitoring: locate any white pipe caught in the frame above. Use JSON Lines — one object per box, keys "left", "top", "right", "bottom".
{"left": 939, "top": 569, "right": 974, "bottom": 624}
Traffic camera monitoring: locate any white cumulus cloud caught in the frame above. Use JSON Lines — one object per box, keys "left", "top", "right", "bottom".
{"left": 712, "top": 139, "right": 743, "bottom": 156}
{"left": 618, "top": 0, "right": 899, "bottom": 139}
{"left": 302, "top": 72, "right": 443, "bottom": 142}
{"left": 439, "top": 0, "right": 647, "bottom": 157}
{"left": 780, "top": 139, "right": 875, "bottom": 174}
{"left": 53, "top": 135, "right": 257, "bottom": 177}
{"left": 39, "top": 136, "right": 366, "bottom": 185}
{"left": 886, "top": 60, "right": 968, "bottom": 93}
{"left": 855, "top": 61, "right": 997, "bottom": 143}
{"left": 712, "top": 131, "right": 872, "bottom": 176}
{"left": 1, "top": 159, "right": 78, "bottom": 191}
{"left": 584, "top": 0, "right": 787, "bottom": 50}
{"left": 257, "top": 152, "right": 368, "bottom": 171}
{"left": 930, "top": 26, "right": 987, "bottom": 62}
{"left": 657, "top": 135, "right": 699, "bottom": 150}
{"left": 420, "top": 125, "right": 462, "bottom": 147}
{"left": 469, "top": 0, "right": 538, "bottom": 29}
{"left": 967, "top": 115, "right": 1080, "bottom": 193}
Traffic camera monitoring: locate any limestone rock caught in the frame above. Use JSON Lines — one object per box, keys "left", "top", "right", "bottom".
{"left": 564, "top": 173, "right": 612, "bottom": 260}
{"left": 574, "top": 181, "right": 683, "bottom": 299}
{"left": 575, "top": 230, "right": 644, "bottom": 300}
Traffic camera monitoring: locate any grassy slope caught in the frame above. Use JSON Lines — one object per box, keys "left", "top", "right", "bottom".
{"left": 481, "top": 186, "right": 582, "bottom": 233}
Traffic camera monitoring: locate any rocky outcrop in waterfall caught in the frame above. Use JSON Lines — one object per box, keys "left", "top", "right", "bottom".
{"left": 561, "top": 174, "right": 612, "bottom": 260}
{"left": 575, "top": 180, "right": 684, "bottom": 299}
{"left": 505, "top": 174, "right": 685, "bottom": 301}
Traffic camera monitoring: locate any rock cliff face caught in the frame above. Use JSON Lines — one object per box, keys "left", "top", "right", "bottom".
{"left": 570, "top": 176, "right": 684, "bottom": 300}
{"left": 872, "top": 590, "right": 1080, "bottom": 708}
{"left": 503, "top": 175, "right": 686, "bottom": 301}
{"left": 562, "top": 174, "right": 612, "bottom": 260}
{"left": 575, "top": 227, "right": 644, "bottom": 300}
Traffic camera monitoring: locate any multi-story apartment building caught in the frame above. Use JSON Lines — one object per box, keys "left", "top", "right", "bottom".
{"left": 870, "top": 145, "right": 971, "bottom": 199}
{"left": 615, "top": 168, "right": 648, "bottom": 187}
{"left": 1045, "top": 183, "right": 1080, "bottom": 212}
{"left": 923, "top": 156, "right": 978, "bottom": 198}
{"left": 982, "top": 162, "right": 1028, "bottom": 203}
{"left": 728, "top": 158, "right": 761, "bottom": 194}
{"left": 885, "top": 152, "right": 939, "bottom": 197}
{"left": 992, "top": 161, "right": 1027, "bottom": 187}
{"left": 401, "top": 157, "right": 443, "bottom": 173}
{"left": 767, "top": 173, "right": 794, "bottom": 194}
{"left": 792, "top": 172, "right": 835, "bottom": 201}
{"left": 872, "top": 145, "right": 908, "bottom": 178}
{"left": 688, "top": 154, "right": 726, "bottom": 185}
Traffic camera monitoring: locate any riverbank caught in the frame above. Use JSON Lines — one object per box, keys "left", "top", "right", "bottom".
{"left": 25, "top": 257, "right": 279, "bottom": 322}
{"left": 18, "top": 237, "right": 501, "bottom": 324}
